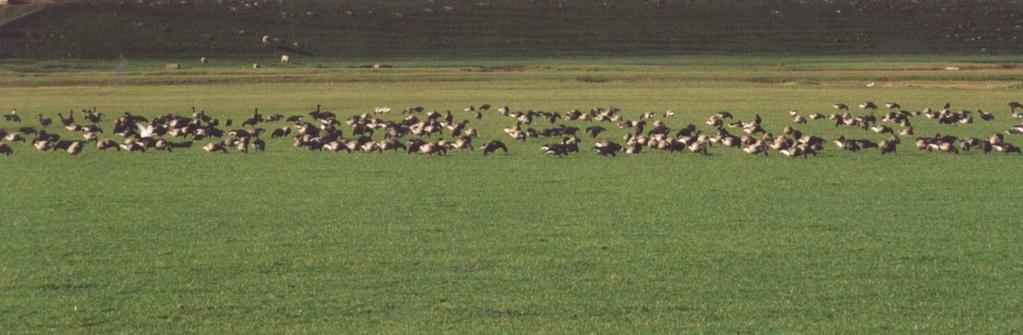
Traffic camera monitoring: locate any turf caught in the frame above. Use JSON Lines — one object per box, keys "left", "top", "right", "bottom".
{"left": 2, "top": 56, "right": 1023, "bottom": 333}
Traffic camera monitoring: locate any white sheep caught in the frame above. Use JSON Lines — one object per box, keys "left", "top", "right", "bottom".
{"left": 252, "top": 63, "right": 261, "bottom": 69}
{"left": 261, "top": 35, "right": 272, "bottom": 46}
{"left": 200, "top": 56, "right": 208, "bottom": 65}
{"left": 280, "top": 54, "right": 291, "bottom": 64}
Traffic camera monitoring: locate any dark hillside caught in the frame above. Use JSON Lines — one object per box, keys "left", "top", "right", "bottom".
{"left": 2, "top": 0, "right": 1023, "bottom": 58}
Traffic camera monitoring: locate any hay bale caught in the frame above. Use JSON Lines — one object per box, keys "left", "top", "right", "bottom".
{"left": 165, "top": 63, "right": 180, "bottom": 70}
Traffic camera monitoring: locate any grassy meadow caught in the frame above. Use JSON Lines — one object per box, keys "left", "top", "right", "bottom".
{"left": 1, "top": 56, "right": 1023, "bottom": 333}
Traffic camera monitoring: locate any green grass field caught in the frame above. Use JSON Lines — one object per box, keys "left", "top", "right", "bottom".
{"left": 2, "top": 56, "right": 1023, "bottom": 333}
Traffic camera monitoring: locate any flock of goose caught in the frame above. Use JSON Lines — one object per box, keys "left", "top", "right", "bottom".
{"left": 2, "top": 101, "right": 1023, "bottom": 158}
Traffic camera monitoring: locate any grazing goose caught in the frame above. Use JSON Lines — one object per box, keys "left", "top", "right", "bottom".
{"left": 870, "top": 125, "right": 893, "bottom": 134}
{"left": 1006, "top": 125, "right": 1023, "bottom": 134}
{"left": 66, "top": 141, "right": 83, "bottom": 156}
{"left": 808, "top": 113, "right": 825, "bottom": 120}
{"left": 1010, "top": 101, "right": 1023, "bottom": 112}
{"left": 779, "top": 145, "right": 806, "bottom": 158}
{"left": 978, "top": 110, "right": 994, "bottom": 121}
{"left": 663, "top": 110, "right": 675, "bottom": 118}
{"left": 480, "top": 140, "right": 508, "bottom": 155}
{"left": 203, "top": 142, "right": 228, "bottom": 153}
{"left": 995, "top": 143, "right": 1022, "bottom": 154}
{"left": 0, "top": 142, "right": 12, "bottom": 156}
{"left": 833, "top": 103, "right": 849, "bottom": 111}
{"left": 120, "top": 139, "right": 146, "bottom": 152}
{"left": 96, "top": 139, "right": 119, "bottom": 151}
{"left": 418, "top": 142, "right": 448, "bottom": 155}
{"left": 705, "top": 115, "right": 723, "bottom": 128}
{"left": 271, "top": 126, "right": 291, "bottom": 138}
{"left": 884, "top": 102, "right": 901, "bottom": 109}
{"left": 716, "top": 111, "right": 733, "bottom": 119}
{"left": 859, "top": 102, "right": 878, "bottom": 110}
{"left": 743, "top": 140, "right": 769, "bottom": 156}
{"left": 592, "top": 141, "right": 622, "bottom": 157}
{"left": 879, "top": 136, "right": 899, "bottom": 155}
{"left": 687, "top": 140, "right": 708, "bottom": 155}
{"left": 4, "top": 110, "right": 20, "bottom": 122}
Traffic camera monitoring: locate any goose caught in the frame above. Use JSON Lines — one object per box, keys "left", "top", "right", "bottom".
{"left": 870, "top": 125, "right": 893, "bottom": 134}
{"left": 480, "top": 140, "right": 508, "bottom": 155}
{"left": 592, "top": 141, "right": 622, "bottom": 157}
{"left": 978, "top": 110, "right": 994, "bottom": 121}
{"left": 779, "top": 146, "right": 806, "bottom": 158}
{"left": 4, "top": 110, "right": 20, "bottom": 122}
{"left": 136, "top": 123, "right": 155, "bottom": 139}
{"left": 687, "top": 140, "right": 708, "bottom": 155}
{"left": 879, "top": 136, "right": 899, "bottom": 155}
{"left": 884, "top": 102, "right": 901, "bottom": 109}
{"left": 989, "top": 135, "right": 1005, "bottom": 148}
{"left": 898, "top": 127, "right": 914, "bottom": 136}
{"left": 96, "top": 139, "right": 119, "bottom": 151}
{"left": 4, "top": 132, "right": 25, "bottom": 142}
{"left": 995, "top": 143, "right": 1022, "bottom": 154}
{"left": 321, "top": 141, "right": 347, "bottom": 152}
{"left": 66, "top": 141, "right": 83, "bottom": 156}
{"left": 154, "top": 139, "right": 172, "bottom": 152}
{"left": 203, "top": 142, "right": 227, "bottom": 153}
{"left": 119, "top": 139, "right": 146, "bottom": 152}
{"left": 360, "top": 141, "right": 382, "bottom": 153}
{"left": 451, "top": 136, "right": 473, "bottom": 151}
{"left": 808, "top": 113, "right": 825, "bottom": 120}
{"left": 271, "top": 126, "right": 291, "bottom": 138}
{"left": 743, "top": 141, "right": 769, "bottom": 156}
{"left": 585, "top": 126, "right": 605, "bottom": 139}
{"left": 1010, "top": 101, "right": 1022, "bottom": 112}
{"left": 716, "top": 111, "right": 733, "bottom": 119}
{"left": 418, "top": 142, "right": 448, "bottom": 155}
{"left": 1006, "top": 125, "right": 1023, "bottom": 134}
{"left": 540, "top": 142, "right": 574, "bottom": 156}
{"left": 959, "top": 138, "right": 978, "bottom": 151}
{"left": 38, "top": 114, "right": 52, "bottom": 127}
{"left": 792, "top": 114, "right": 807, "bottom": 124}
{"left": 58, "top": 111, "right": 74, "bottom": 127}
{"left": 252, "top": 138, "right": 266, "bottom": 152}
{"left": 663, "top": 110, "right": 675, "bottom": 118}
{"left": 833, "top": 103, "right": 849, "bottom": 111}
{"left": 624, "top": 142, "right": 643, "bottom": 154}
{"left": 706, "top": 115, "right": 723, "bottom": 128}
{"left": 33, "top": 138, "right": 52, "bottom": 151}
{"left": 376, "top": 139, "right": 405, "bottom": 152}
{"left": 0, "top": 143, "right": 11, "bottom": 156}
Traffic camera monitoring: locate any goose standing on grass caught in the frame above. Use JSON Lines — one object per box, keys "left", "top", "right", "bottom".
{"left": 4, "top": 110, "right": 20, "bottom": 122}
{"left": 0, "top": 142, "right": 12, "bottom": 156}
{"left": 480, "top": 140, "right": 508, "bottom": 155}
{"left": 1010, "top": 101, "right": 1023, "bottom": 112}
{"left": 66, "top": 141, "right": 83, "bottom": 156}
{"left": 859, "top": 102, "right": 878, "bottom": 110}
{"left": 38, "top": 114, "right": 52, "bottom": 127}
